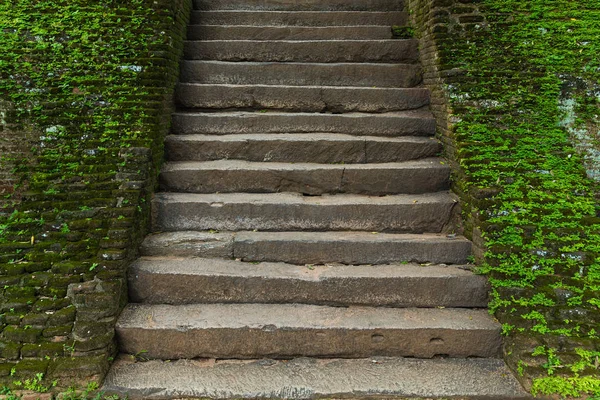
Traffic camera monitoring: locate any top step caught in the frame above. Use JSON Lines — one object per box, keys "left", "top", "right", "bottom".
{"left": 194, "top": 0, "right": 405, "bottom": 11}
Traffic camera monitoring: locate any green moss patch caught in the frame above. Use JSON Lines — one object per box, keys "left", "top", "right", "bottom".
{"left": 0, "top": 0, "right": 191, "bottom": 383}
{"left": 410, "top": 0, "right": 600, "bottom": 397}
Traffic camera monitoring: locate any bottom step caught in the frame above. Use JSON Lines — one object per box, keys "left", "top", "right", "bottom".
{"left": 103, "top": 357, "right": 530, "bottom": 399}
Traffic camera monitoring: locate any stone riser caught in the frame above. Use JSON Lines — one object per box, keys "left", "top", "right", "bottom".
{"left": 190, "top": 11, "right": 409, "bottom": 27}
{"left": 151, "top": 192, "right": 457, "bottom": 233}
{"left": 159, "top": 159, "right": 449, "bottom": 195}
{"left": 116, "top": 303, "right": 502, "bottom": 359}
{"left": 171, "top": 111, "right": 435, "bottom": 136}
{"left": 103, "top": 357, "right": 530, "bottom": 400}
{"left": 193, "top": 0, "right": 405, "bottom": 11}
{"left": 187, "top": 25, "right": 396, "bottom": 40}
{"left": 129, "top": 257, "right": 489, "bottom": 307}
{"left": 165, "top": 134, "right": 441, "bottom": 163}
{"left": 183, "top": 40, "right": 418, "bottom": 63}
{"left": 180, "top": 61, "right": 422, "bottom": 88}
{"left": 175, "top": 84, "right": 430, "bottom": 112}
{"left": 140, "top": 231, "right": 472, "bottom": 265}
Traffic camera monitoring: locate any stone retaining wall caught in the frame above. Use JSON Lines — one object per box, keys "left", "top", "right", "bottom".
{"left": 408, "top": 0, "right": 600, "bottom": 394}
{"left": 0, "top": 0, "right": 191, "bottom": 387}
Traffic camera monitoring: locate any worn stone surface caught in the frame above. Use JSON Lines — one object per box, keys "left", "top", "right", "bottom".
{"left": 190, "top": 11, "right": 409, "bottom": 27}
{"left": 139, "top": 231, "right": 234, "bottom": 258}
{"left": 125, "top": 231, "right": 472, "bottom": 265}
{"left": 180, "top": 61, "right": 422, "bottom": 88}
{"left": 151, "top": 192, "right": 457, "bottom": 233}
{"left": 194, "top": 0, "right": 405, "bottom": 11}
{"left": 159, "top": 159, "right": 449, "bottom": 195}
{"left": 129, "top": 257, "right": 488, "bottom": 307}
{"left": 171, "top": 110, "right": 435, "bottom": 136}
{"left": 176, "top": 84, "right": 430, "bottom": 112}
{"left": 234, "top": 231, "right": 472, "bottom": 265}
{"left": 165, "top": 134, "right": 441, "bottom": 163}
{"left": 116, "top": 303, "right": 502, "bottom": 359}
{"left": 187, "top": 25, "right": 396, "bottom": 40}
{"left": 103, "top": 357, "right": 530, "bottom": 400}
{"left": 183, "top": 40, "right": 418, "bottom": 63}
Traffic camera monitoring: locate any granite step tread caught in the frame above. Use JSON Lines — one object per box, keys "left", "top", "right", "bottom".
{"left": 183, "top": 39, "right": 418, "bottom": 63}
{"left": 116, "top": 303, "right": 502, "bottom": 359}
{"left": 180, "top": 61, "right": 422, "bottom": 87}
{"left": 165, "top": 133, "right": 441, "bottom": 163}
{"left": 193, "top": 0, "right": 406, "bottom": 11}
{"left": 175, "top": 83, "right": 430, "bottom": 112}
{"left": 103, "top": 357, "right": 530, "bottom": 400}
{"left": 190, "top": 11, "right": 409, "bottom": 27}
{"left": 129, "top": 257, "right": 488, "bottom": 307}
{"left": 171, "top": 110, "right": 435, "bottom": 136}
{"left": 140, "top": 230, "right": 472, "bottom": 265}
{"left": 187, "top": 25, "right": 397, "bottom": 40}
{"left": 151, "top": 192, "right": 458, "bottom": 233}
{"left": 159, "top": 159, "right": 449, "bottom": 195}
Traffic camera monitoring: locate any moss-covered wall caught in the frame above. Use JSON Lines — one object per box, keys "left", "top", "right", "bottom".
{"left": 0, "top": 0, "right": 191, "bottom": 388}
{"left": 408, "top": 0, "right": 600, "bottom": 397}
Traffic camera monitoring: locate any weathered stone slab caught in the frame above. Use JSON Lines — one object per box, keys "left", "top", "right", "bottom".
{"left": 171, "top": 110, "right": 435, "bottom": 136}
{"left": 180, "top": 61, "right": 422, "bottom": 88}
{"left": 140, "top": 231, "right": 233, "bottom": 258}
{"left": 116, "top": 303, "right": 502, "bottom": 359}
{"left": 175, "top": 84, "right": 430, "bottom": 112}
{"left": 129, "top": 257, "right": 489, "bottom": 307}
{"left": 193, "top": 0, "right": 405, "bottom": 11}
{"left": 151, "top": 192, "right": 457, "bottom": 233}
{"left": 233, "top": 231, "right": 472, "bottom": 265}
{"left": 183, "top": 40, "right": 418, "bottom": 63}
{"left": 190, "top": 11, "right": 409, "bottom": 27}
{"left": 187, "top": 25, "right": 395, "bottom": 41}
{"left": 103, "top": 357, "right": 530, "bottom": 400}
{"left": 165, "top": 133, "right": 440, "bottom": 163}
{"left": 159, "top": 159, "right": 449, "bottom": 195}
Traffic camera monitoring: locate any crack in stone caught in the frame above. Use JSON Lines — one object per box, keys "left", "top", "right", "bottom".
{"left": 339, "top": 167, "right": 346, "bottom": 193}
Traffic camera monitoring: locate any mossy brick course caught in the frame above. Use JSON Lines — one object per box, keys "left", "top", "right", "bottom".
{"left": 42, "top": 325, "right": 72, "bottom": 338}
{"left": 47, "top": 356, "right": 109, "bottom": 383}
{"left": 20, "top": 313, "right": 50, "bottom": 328}
{"left": 0, "top": 341, "right": 21, "bottom": 360}
{"left": 2, "top": 326, "right": 43, "bottom": 344}
{"left": 9, "top": 359, "right": 51, "bottom": 379}
{"left": 20, "top": 342, "right": 64, "bottom": 358}
{"left": 46, "top": 307, "right": 76, "bottom": 327}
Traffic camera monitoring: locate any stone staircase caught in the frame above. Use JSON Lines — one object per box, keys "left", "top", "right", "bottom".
{"left": 103, "top": 0, "right": 529, "bottom": 398}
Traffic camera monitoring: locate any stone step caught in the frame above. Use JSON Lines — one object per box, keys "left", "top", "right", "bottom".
{"left": 180, "top": 61, "right": 422, "bottom": 88}
{"left": 171, "top": 110, "right": 435, "bottom": 137}
{"left": 187, "top": 25, "right": 396, "bottom": 40}
{"left": 183, "top": 40, "right": 418, "bottom": 63}
{"left": 159, "top": 159, "right": 449, "bottom": 195}
{"left": 152, "top": 192, "right": 458, "bottom": 233}
{"left": 194, "top": 0, "right": 405, "bottom": 11}
{"left": 129, "top": 257, "right": 488, "bottom": 307}
{"left": 116, "top": 303, "right": 502, "bottom": 359}
{"left": 166, "top": 133, "right": 441, "bottom": 163}
{"left": 103, "top": 357, "right": 530, "bottom": 400}
{"left": 140, "top": 231, "right": 472, "bottom": 265}
{"left": 176, "top": 84, "right": 430, "bottom": 112}
{"left": 235, "top": 231, "right": 471, "bottom": 265}
{"left": 190, "top": 11, "right": 408, "bottom": 27}
{"left": 165, "top": 133, "right": 440, "bottom": 163}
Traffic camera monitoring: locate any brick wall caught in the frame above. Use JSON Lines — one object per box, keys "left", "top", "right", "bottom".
{"left": 408, "top": 0, "right": 600, "bottom": 393}
{"left": 0, "top": 0, "right": 192, "bottom": 387}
